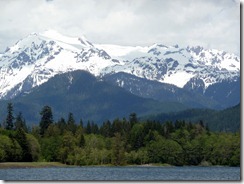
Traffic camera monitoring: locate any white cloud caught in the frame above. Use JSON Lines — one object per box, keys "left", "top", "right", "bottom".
{"left": 0, "top": 0, "right": 240, "bottom": 55}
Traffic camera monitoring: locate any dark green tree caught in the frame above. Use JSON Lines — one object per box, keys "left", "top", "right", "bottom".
{"left": 91, "top": 122, "right": 99, "bottom": 134}
{"left": 129, "top": 123, "right": 145, "bottom": 150}
{"left": 144, "top": 130, "right": 157, "bottom": 143}
{"left": 79, "top": 119, "right": 84, "bottom": 128}
{"left": 67, "top": 112, "right": 76, "bottom": 134}
{"left": 75, "top": 126, "right": 86, "bottom": 148}
{"left": 162, "top": 121, "right": 174, "bottom": 138}
{"left": 57, "top": 117, "right": 66, "bottom": 135}
{"left": 5, "top": 103, "right": 14, "bottom": 130}
{"left": 86, "top": 121, "right": 92, "bottom": 134}
{"left": 39, "top": 106, "right": 53, "bottom": 136}
{"left": 15, "top": 128, "right": 32, "bottom": 161}
{"left": 111, "top": 118, "right": 123, "bottom": 135}
{"left": 79, "top": 134, "right": 85, "bottom": 148}
{"left": 100, "top": 120, "right": 112, "bottom": 137}
{"left": 15, "top": 112, "right": 27, "bottom": 132}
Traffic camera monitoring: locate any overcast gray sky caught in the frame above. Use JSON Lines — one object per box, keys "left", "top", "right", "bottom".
{"left": 0, "top": 0, "right": 240, "bottom": 55}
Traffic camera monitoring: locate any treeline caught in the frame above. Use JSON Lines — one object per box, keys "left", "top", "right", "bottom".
{"left": 144, "top": 103, "right": 240, "bottom": 132}
{"left": 0, "top": 103, "right": 240, "bottom": 166}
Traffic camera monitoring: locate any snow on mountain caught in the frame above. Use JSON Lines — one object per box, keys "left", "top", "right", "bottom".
{"left": 0, "top": 30, "right": 240, "bottom": 100}
{"left": 100, "top": 44, "right": 239, "bottom": 89}
{"left": 40, "top": 30, "right": 93, "bottom": 50}
{"left": 0, "top": 30, "right": 115, "bottom": 99}
{"left": 95, "top": 44, "right": 150, "bottom": 61}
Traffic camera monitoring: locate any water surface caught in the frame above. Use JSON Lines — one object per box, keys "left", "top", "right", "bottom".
{"left": 0, "top": 166, "right": 240, "bottom": 181}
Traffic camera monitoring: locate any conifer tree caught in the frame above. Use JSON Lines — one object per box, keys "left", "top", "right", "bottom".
{"left": 78, "top": 134, "right": 85, "bottom": 148}
{"left": 67, "top": 112, "right": 76, "bottom": 134}
{"left": 79, "top": 119, "right": 83, "bottom": 128}
{"left": 57, "top": 117, "right": 66, "bottom": 134}
{"left": 15, "top": 128, "right": 32, "bottom": 161}
{"left": 5, "top": 103, "right": 14, "bottom": 130}
{"left": 91, "top": 122, "right": 99, "bottom": 134}
{"left": 39, "top": 106, "right": 53, "bottom": 136}
{"left": 86, "top": 121, "right": 92, "bottom": 134}
{"left": 15, "top": 112, "right": 27, "bottom": 132}
{"left": 100, "top": 120, "right": 112, "bottom": 137}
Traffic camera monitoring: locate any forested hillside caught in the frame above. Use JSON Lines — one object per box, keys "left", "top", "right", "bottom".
{"left": 0, "top": 70, "right": 186, "bottom": 124}
{"left": 144, "top": 104, "right": 240, "bottom": 132}
{"left": 0, "top": 103, "right": 240, "bottom": 166}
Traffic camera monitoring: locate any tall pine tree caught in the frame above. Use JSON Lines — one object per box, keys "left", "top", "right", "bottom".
{"left": 39, "top": 106, "right": 53, "bottom": 136}
{"left": 57, "top": 117, "right": 66, "bottom": 134}
{"left": 15, "top": 128, "right": 32, "bottom": 161}
{"left": 15, "top": 112, "right": 27, "bottom": 132}
{"left": 86, "top": 121, "right": 92, "bottom": 134}
{"left": 5, "top": 103, "right": 14, "bottom": 130}
{"left": 67, "top": 112, "right": 76, "bottom": 134}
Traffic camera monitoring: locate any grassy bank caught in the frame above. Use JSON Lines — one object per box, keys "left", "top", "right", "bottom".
{"left": 0, "top": 162, "right": 68, "bottom": 169}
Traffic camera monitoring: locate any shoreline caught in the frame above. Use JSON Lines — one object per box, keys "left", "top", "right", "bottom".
{"left": 0, "top": 162, "right": 239, "bottom": 169}
{"left": 0, "top": 162, "right": 68, "bottom": 169}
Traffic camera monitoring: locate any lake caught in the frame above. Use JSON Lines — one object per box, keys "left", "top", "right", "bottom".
{"left": 0, "top": 166, "right": 240, "bottom": 181}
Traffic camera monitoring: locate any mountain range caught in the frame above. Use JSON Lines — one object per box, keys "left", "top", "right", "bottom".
{"left": 0, "top": 30, "right": 240, "bottom": 125}
{"left": 0, "top": 70, "right": 186, "bottom": 124}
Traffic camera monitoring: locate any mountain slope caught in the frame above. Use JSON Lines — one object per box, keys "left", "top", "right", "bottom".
{"left": 0, "top": 30, "right": 240, "bottom": 110}
{"left": 104, "top": 72, "right": 240, "bottom": 109}
{"left": 99, "top": 44, "right": 239, "bottom": 89}
{"left": 143, "top": 103, "right": 240, "bottom": 132}
{"left": 0, "top": 30, "right": 115, "bottom": 100}
{"left": 103, "top": 72, "right": 220, "bottom": 108}
{"left": 204, "top": 77, "right": 240, "bottom": 107}
{"left": 0, "top": 70, "right": 187, "bottom": 124}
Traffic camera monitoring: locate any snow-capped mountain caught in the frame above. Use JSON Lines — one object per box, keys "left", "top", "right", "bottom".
{"left": 0, "top": 30, "right": 115, "bottom": 99}
{"left": 98, "top": 43, "right": 239, "bottom": 108}
{"left": 0, "top": 30, "right": 240, "bottom": 105}
{"left": 97, "top": 44, "right": 239, "bottom": 90}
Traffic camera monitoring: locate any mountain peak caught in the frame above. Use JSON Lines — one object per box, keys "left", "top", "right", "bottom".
{"left": 39, "top": 29, "right": 93, "bottom": 47}
{"left": 0, "top": 30, "right": 240, "bottom": 101}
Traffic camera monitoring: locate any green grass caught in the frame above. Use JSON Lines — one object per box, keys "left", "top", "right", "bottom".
{"left": 0, "top": 162, "right": 68, "bottom": 169}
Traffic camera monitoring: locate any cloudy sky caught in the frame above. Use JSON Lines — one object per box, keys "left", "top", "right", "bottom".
{"left": 0, "top": 0, "right": 240, "bottom": 55}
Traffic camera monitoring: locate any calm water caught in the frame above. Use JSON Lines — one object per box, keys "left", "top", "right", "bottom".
{"left": 0, "top": 166, "right": 240, "bottom": 181}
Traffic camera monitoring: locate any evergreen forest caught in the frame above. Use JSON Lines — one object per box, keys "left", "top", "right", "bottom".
{"left": 0, "top": 103, "right": 240, "bottom": 166}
